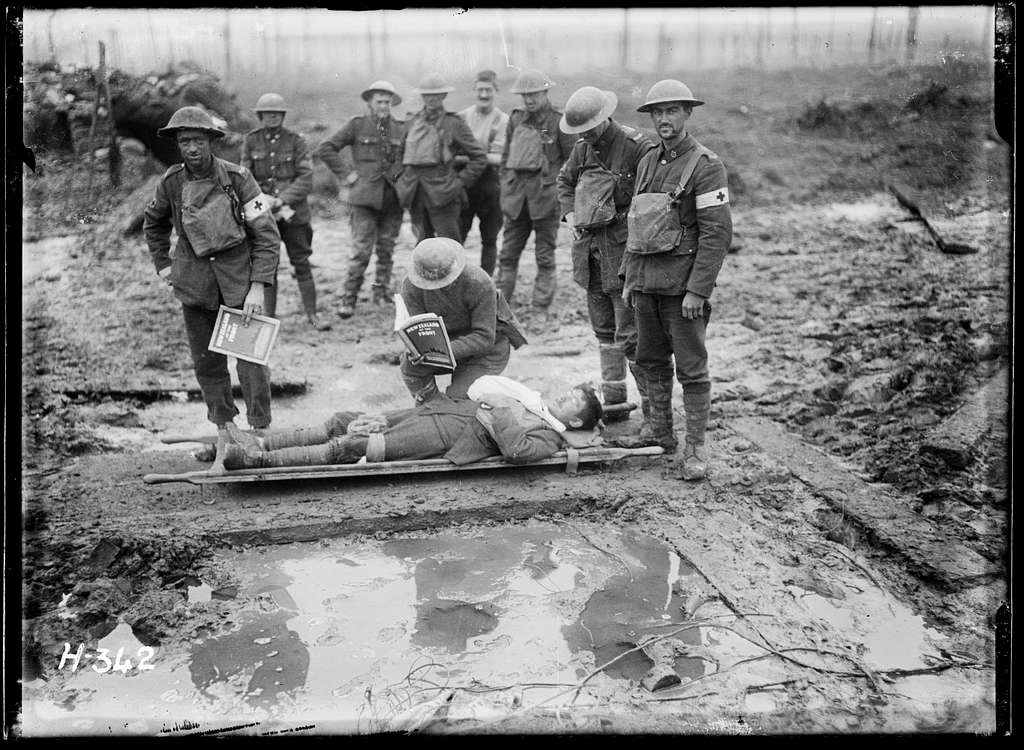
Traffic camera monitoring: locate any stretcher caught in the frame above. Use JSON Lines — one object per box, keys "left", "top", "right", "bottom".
{"left": 156, "top": 402, "right": 639, "bottom": 446}
{"left": 142, "top": 445, "right": 664, "bottom": 486}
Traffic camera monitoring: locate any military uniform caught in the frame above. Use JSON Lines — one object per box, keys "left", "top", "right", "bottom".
{"left": 240, "top": 125, "right": 314, "bottom": 318}
{"left": 557, "top": 121, "right": 656, "bottom": 405}
{"left": 394, "top": 109, "right": 487, "bottom": 242}
{"left": 144, "top": 156, "right": 281, "bottom": 428}
{"left": 619, "top": 132, "right": 732, "bottom": 448}
{"left": 495, "top": 103, "right": 576, "bottom": 311}
{"left": 457, "top": 104, "right": 509, "bottom": 275}
{"left": 317, "top": 114, "right": 406, "bottom": 306}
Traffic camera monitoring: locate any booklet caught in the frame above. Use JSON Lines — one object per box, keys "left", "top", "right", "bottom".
{"left": 207, "top": 305, "right": 281, "bottom": 366}
{"left": 393, "top": 294, "right": 457, "bottom": 372}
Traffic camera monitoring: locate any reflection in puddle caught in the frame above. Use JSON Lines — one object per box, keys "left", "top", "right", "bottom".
{"left": 21, "top": 523, "right": 722, "bottom": 733}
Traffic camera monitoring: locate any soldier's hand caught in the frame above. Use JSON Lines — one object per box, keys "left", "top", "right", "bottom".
{"left": 242, "top": 283, "right": 268, "bottom": 325}
{"left": 621, "top": 288, "right": 635, "bottom": 310}
{"left": 563, "top": 211, "right": 581, "bottom": 240}
{"left": 681, "top": 291, "right": 705, "bottom": 320}
{"left": 158, "top": 266, "right": 173, "bottom": 288}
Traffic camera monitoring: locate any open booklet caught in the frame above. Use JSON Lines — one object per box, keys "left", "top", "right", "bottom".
{"left": 393, "top": 294, "right": 457, "bottom": 372}
{"left": 207, "top": 305, "right": 281, "bottom": 366}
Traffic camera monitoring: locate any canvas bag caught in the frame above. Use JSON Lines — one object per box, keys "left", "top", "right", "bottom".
{"left": 626, "top": 145, "right": 710, "bottom": 255}
{"left": 180, "top": 163, "right": 245, "bottom": 257}
{"left": 506, "top": 124, "right": 546, "bottom": 171}
{"left": 403, "top": 116, "right": 443, "bottom": 166}
{"left": 573, "top": 166, "right": 619, "bottom": 229}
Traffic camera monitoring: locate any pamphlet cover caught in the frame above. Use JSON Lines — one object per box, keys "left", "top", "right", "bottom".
{"left": 207, "top": 305, "right": 281, "bottom": 366}
{"left": 393, "top": 294, "right": 457, "bottom": 371}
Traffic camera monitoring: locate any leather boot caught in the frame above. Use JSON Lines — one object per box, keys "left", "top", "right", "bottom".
{"left": 298, "top": 277, "right": 332, "bottom": 331}
{"left": 681, "top": 390, "right": 711, "bottom": 480}
{"left": 599, "top": 343, "right": 629, "bottom": 422}
{"left": 337, "top": 296, "right": 356, "bottom": 319}
{"left": 371, "top": 282, "right": 392, "bottom": 306}
{"left": 614, "top": 372, "right": 676, "bottom": 452}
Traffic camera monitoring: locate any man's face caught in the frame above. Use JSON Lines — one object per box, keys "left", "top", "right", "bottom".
{"left": 368, "top": 92, "right": 393, "bottom": 119}
{"left": 175, "top": 128, "right": 213, "bottom": 171}
{"left": 648, "top": 102, "right": 691, "bottom": 142}
{"left": 521, "top": 90, "right": 548, "bottom": 113}
{"left": 259, "top": 112, "right": 285, "bottom": 130}
{"left": 422, "top": 93, "right": 447, "bottom": 114}
{"left": 548, "top": 387, "right": 589, "bottom": 429}
{"left": 580, "top": 119, "right": 610, "bottom": 145}
{"left": 474, "top": 81, "right": 496, "bottom": 110}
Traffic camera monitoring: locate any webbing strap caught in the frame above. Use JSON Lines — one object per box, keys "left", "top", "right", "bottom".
{"left": 565, "top": 447, "right": 580, "bottom": 474}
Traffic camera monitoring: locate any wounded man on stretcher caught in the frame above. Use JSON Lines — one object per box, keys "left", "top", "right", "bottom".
{"left": 200, "top": 376, "right": 606, "bottom": 472}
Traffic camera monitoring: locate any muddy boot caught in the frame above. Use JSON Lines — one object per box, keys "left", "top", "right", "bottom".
{"left": 613, "top": 375, "right": 676, "bottom": 452}
{"left": 221, "top": 442, "right": 261, "bottom": 470}
{"left": 337, "top": 295, "right": 356, "bottom": 320}
{"left": 298, "top": 277, "right": 332, "bottom": 331}
{"left": 599, "top": 343, "right": 629, "bottom": 422}
{"left": 680, "top": 389, "right": 711, "bottom": 480}
{"left": 371, "top": 282, "right": 392, "bottom": 306}
{"left": 224, "top": 421, "right": 264, "bottom": 452}
{"left": 403, "top": 376, "right": 440, "bottom": 405}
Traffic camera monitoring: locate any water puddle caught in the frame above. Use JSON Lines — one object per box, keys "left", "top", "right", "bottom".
{"left": 22, "top": 521, "right": 717, "bottom": 735}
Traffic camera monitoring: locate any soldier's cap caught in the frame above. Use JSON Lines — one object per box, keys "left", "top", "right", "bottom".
{"left": 361, "top": 80, "right": 403, "bottom": 106}
{"left": 637, "top": 79, "right": 705, "bottom": 112}
{"left": 560, "top": 87, "right": 618, "bottom": 135}
{"left": 407, "top": 237, "right": 467, "bottom": 290}
{"left": 509, "top": 69, "right": 554, "bottom": 95}
{"left": 157, "top": 106, "right": 226, "bottom": 139}
{"left": 413, "top": 73, "right": 455, "bottom": 96}
{"left": 474, "top": 69, "right": 498, "bottom": 85}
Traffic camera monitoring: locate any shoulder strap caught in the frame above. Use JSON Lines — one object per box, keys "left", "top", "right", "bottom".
{"left": 668, "top": 145, "right": 713, "bottom": 201}
{"left": 215, "top": 159, "right": 244, "bottom": 225}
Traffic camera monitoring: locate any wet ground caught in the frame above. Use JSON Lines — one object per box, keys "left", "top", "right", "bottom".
{"left": 19, "top": 64, "right": 1009, "bottom": 735}
{"left": 22, "top": 519, "right": 987, "bottom": 735}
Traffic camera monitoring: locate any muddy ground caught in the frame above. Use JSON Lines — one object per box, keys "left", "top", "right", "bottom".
{"left": 17, "top": 62, "right": 1011, "bottom": 735}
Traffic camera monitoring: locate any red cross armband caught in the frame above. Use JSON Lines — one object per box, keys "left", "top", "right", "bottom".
{"left": 695, "top": 187, "right": 730, "bottom": 210}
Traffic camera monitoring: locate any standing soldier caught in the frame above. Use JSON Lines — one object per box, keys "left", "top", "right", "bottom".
{"left": 556, "top": 86, "right": 656, "bottom": 419}
{"left": 144, "top": 106, "right": 280, "bottom": 473}
{"left": 495, "top": 69, "right": 576, "bottom": 325}
{"left": 317, "top": 80, "right": 406, "bottom": 319}
{"left": 240, "top": 93, "right": 330, "bottom": 330}
{"left": 457, "top": 69, "right": 509, "bottom": 275}
{"left": 395, "top": 73, "right": 487, "bottom": 244}
{"left": 615, "top": 80, "right": 732, "bottom": 481}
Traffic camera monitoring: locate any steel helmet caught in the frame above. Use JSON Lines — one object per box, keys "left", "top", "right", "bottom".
{"left": 361, "top": 79, "right": 402, "bottom": 106}
{"left": 254, "top": 92, "right": 288, "bottom": 113}
{"left": 560, "top": 86, "right": 618, "bottom": 134}
{"left": 157, "top": 106, "right": 226, "bottom": 139}
{"left": 407, "top": 237, "right": 467, "bottom": 290}
{"left": 637, "top": 79, "right": 705, "bottom": 112}
{"left": 413, "top": 73, "right": 455, "bottom": 95}
{"left": 509, "top": 69, "right": 554, "bottom": 94}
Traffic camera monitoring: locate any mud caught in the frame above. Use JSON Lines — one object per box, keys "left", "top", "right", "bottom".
{"left": 18, "top": 62, "right": 1009, "bottom": 735}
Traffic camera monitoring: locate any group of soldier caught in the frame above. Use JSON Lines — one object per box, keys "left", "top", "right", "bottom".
{"left": 143, "top": 66, "right": 732, "bottom": 482}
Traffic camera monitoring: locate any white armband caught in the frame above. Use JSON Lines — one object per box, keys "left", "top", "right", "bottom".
{"left": 242, "top": 193, "right": 272, "bottom": 222}
{"left": 696, "top": 187, "right": 729, "bottom": 210}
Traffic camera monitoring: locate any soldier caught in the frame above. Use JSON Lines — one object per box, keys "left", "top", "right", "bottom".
{"left": 556, "top": 86, "right": 656, "bottom": 419}
{"left": 495, "top": 69, "right": 576, "bottom": 325}
{"left": 240, "top": 93, "right": 330, "bottom": 330}
{"left": 456, "top": 69, "right": 509, "bottom": 275}
{"left": 614, "top": 80, "right": 732, "bottom": 481}
{"left": 143, "top": 106, "right": 280, "bottom": 473}
{"left": 398, "top": 237, "right": 526, "bottom": 403}
{"left": 317, "top": 80, "right": 406, "bottom": 319}
{"left": 395, "top": 73, "right": 487, "bottom": 244}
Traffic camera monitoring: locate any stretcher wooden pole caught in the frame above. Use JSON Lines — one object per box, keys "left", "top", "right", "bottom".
{"left": 142, "top": 446, "right": 664, "bottom": 485}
